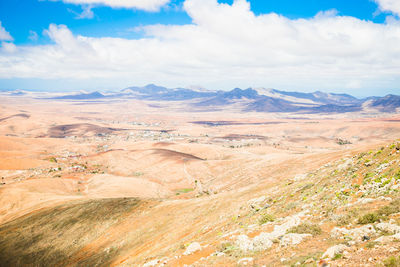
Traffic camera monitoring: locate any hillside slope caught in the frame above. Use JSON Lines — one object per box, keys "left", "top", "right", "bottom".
{"left": 1, "top": 140, "right": 400, "bottom": 266}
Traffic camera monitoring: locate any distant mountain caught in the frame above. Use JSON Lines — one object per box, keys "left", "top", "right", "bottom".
{"left": 196, "top": 88, "right": 259, "bottom": 106}
{"left": 47, "top": 84, "right": 400, "bottom": 114}
{"left": 244, "top": 96, "right": 300, "bottom": 112}
{"left": 370, "top": 94, "right": 400, "bottom": 112}
{"left": 123, "top": 84, "right": 215, "bottom": 100}
{"left": 272, "top": 89, "right": 361, "bottom": 105}
{"left": 53, "top": 91, "right": 106, "bottom": 100}
{"left": 302, "top": 104, "right": 363, "bottom": 114}
{"left": 124, "top": 84, "right": 169, "bottom": 96}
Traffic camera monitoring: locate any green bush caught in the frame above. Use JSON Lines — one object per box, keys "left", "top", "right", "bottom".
{"left": 259, "top": 214, "right": 275, "bottom": 225}
{"left": 288, "top": 223, "right": 322, "bottom": 236}
{"left": 357, "top": 213, "right": 381, "bottom": 224}
{"left": 378, "top": 199, "right": 400, "bottom": 216}
{"left": 384, "top": 256, "right": 400, "bottom": 267}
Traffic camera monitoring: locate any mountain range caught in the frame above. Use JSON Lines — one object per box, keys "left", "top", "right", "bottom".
{"left": 49, "top": 84, "right": 399, "bottom": 113}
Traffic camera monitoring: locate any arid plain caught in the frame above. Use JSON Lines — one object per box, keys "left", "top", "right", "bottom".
{"left": 1, "top": 93, "right": 400, "bottom": 266}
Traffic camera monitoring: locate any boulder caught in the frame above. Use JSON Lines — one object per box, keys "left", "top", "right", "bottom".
{"left": 248, "top": 196, "right": 269, "bottom": 211}
{"left": 143, "top": 259, "right": 160, "bottom": 267}
{"left": 376, "top": 223, "right": 400, "bottom": 234}
{"left": 280, "top": 233, "right": 312, "bottom": 247}
{"left": 375, "top": 233, "right": 400, "bottom": 243}
{"left": 183, "top": 242, "right": 202, "bottom": 255}
{"left": 237, "top": 257, "right": 253, "bottom": 265}
{"left": 253, "top": 233, "right": 274, "bottom": 250}
{"left": 236, "top": 235, "right": 254, "bottom": 252}
{"left": 331, "top": 225, "right": 376, "bottom": 242}
{"left": 322, "top": 244, "right": 348, "bottom": 259}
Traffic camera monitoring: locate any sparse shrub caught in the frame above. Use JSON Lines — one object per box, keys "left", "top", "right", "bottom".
{"left": 48, "top": 157, "right": 57, "bottom": 163}
{"left": 259, "top": 214, "right": 274, "bottom": 225}
{"left": 384, "top": 256, "right": 400, "bottom": 267}
{"left": 333, "top": 253, "right": 343, "bottom": 260}
{"left": 285, "top": 202, "right": 298, "bottom": 211}
{"left": 336, "top": 214, "right": 352, "bottom": 226}
{"left": 358, "top": 152, "right": 367, "bottom": 159}
{"left": 366, "top": 241, "right": 378, "bottom": 249}
{"left": 218, "top": 242, "right": 236, "bottom": 253}
{"left": 288, "top": 223, "right": 322, "bottom": 236}
{"left": 357, "top": 213, "right": 381, "bottom": 224}
{"left": 377, "top": 199, "right": 400, "bottom": 216}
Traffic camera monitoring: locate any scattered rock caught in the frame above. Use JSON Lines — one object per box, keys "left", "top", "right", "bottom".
{"left": 248, "top": 196, "right": 269, "bottom": 211}
{"left": 375, "top": 233, "right": 400, "bottom": 243}
{"left": 331, "top": 225, "right": 376, "bottom": 242}
{"left": 322, "top": 244, "right": 348, "bottom": 259}
{"left": 304, "top": 258, "right": 314, "bottom": 264}
{"left": 143, "top": 259, "right": 160, "bottom": 267}
{"left": 183, "top": 242, "right": 202, "bottom": 256}
{"left": 237, "top": 257, "right": 253, "bottom": 265}
{"left": 376, "top": 222, "right": 400, "bottom": 234}
{"left": 280, "top": 233, "right": 312, "bottom": 247}
{"left": 253, "top": 233, "right": 274, "bottom": 250}
{"left": 378, "top": 196, "right": 393, "bottom": 202}
{"left": 236, "top": 211, "right": 307, "bottom": 252}
{"left": 236, "top": 235, "right": 254, "bottom": 251}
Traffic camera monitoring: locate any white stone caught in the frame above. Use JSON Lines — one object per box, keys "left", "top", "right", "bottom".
{"left": 280, "top": 233, "right": 312, "bottom": 247}
{"left": 330, "top": 225, "right": 376, "bottom": 242}
{"left": 322, "top": 244, "right": 348, "bottom": 259}
{"left": 236, "top": 235, "right": 254, "bottom": 252}
{"left": 376, "top": 223, "right": 400, "bottom": 234}
{"left": 183, "top": 242, "right": 202, "bottom": 256}
{"left": 143, "top": 259, "right": 160, "bottom": 267}
{"left": 248, "top": 196, "right": 269, "bottom": 210}
{"left": 237, "top": 257, "right": 253, "bottom": 265}
{"left": 253, "top": 233, "right": 274, "bottom": 250}
{"left": 375, "top": 233, "right": 400, "bottom": 243}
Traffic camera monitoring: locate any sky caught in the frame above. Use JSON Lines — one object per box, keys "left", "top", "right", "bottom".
{"left": 0, "top": 0, "right": 400, "bottom": 97}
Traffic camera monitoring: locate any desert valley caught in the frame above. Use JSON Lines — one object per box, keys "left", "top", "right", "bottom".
{"left": 0, "top": 86, "right": 400, "bottom": 266}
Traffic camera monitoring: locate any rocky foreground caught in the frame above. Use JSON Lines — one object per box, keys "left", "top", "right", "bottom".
{"left": 140, "top": 141, "right": 400, "bottom": 266}
{"left": 1, "top": 140, "right": 400, "bottom": 266}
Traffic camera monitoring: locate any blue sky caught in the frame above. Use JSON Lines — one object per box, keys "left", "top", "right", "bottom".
{"left": 0, "top": 0, "right": 388, "bottom": 45}
{"left": 0, "top": 0, "right": 399, "bottom": 96}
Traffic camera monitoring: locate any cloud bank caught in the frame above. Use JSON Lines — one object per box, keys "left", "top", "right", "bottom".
{"left": 0, "top": 22, "right": 13, "bottom": 41}
{"left": 375, "top": 0, "right": 400, "bottom": 17}
{"left": 1, "top": 0, "right": 400, "bottom": 91}
{"left": 60, "top": 0, "right": 170, "bottom": 11}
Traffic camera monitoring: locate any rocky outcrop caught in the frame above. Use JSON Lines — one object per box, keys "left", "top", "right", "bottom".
{"left": 236, "top": 212, "right": 308, "bottom": 252}
{"left": 322, "top": 244, "right": 348, "bottom": 259}
{"left": 376, "top": 222, "right": 400, "bottom": 235}
{"left": 330, "top": 225, "right": 376, "bottom": 242}
{"left": 280, "top": 233, "right": 312, "bottom": 247}
{"left": 375, "top": 233, "right": 400, "bottom": 243}
{"left": 183, "top": 242, "right": 202, "bottom": 255}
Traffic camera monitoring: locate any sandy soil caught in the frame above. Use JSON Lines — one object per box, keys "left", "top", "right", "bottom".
{"left": 0, "top": 94, "right": 399, "bottom": 266}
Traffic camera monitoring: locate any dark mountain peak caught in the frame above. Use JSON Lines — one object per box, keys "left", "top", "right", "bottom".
{"left": 222, "top": 88, "right": 259, "bottom": 99}
{"left": 53, "top": 91, "right": 105, "bottom": 100}
{"left": 371, "top": 94, "right": 400, "bottom": 112}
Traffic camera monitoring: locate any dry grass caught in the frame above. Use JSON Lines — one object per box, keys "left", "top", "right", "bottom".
{"left": 0, "top": 198, "right": 141, "bottom": 267}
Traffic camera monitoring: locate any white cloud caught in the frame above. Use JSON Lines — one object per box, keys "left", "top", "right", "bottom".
{"left": 28, "top": 30, "right": 39, "bottom": 41}
{"left": 0, "top": 22, "right": 13, "bottom": 41}
{"left": 1, "top": 0, "right": 400, "bottom": 92}
{"left": 59, "top": 0, "right": 170, "bottom": 11}
{"left": 69, "top": 5, "right": 94, "bottom": 19}
{"left": 1, "top": 42, "right": 17, "bottom": 53}
{"left": 374, "top": 0, "right": 400, "bottom": 17}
